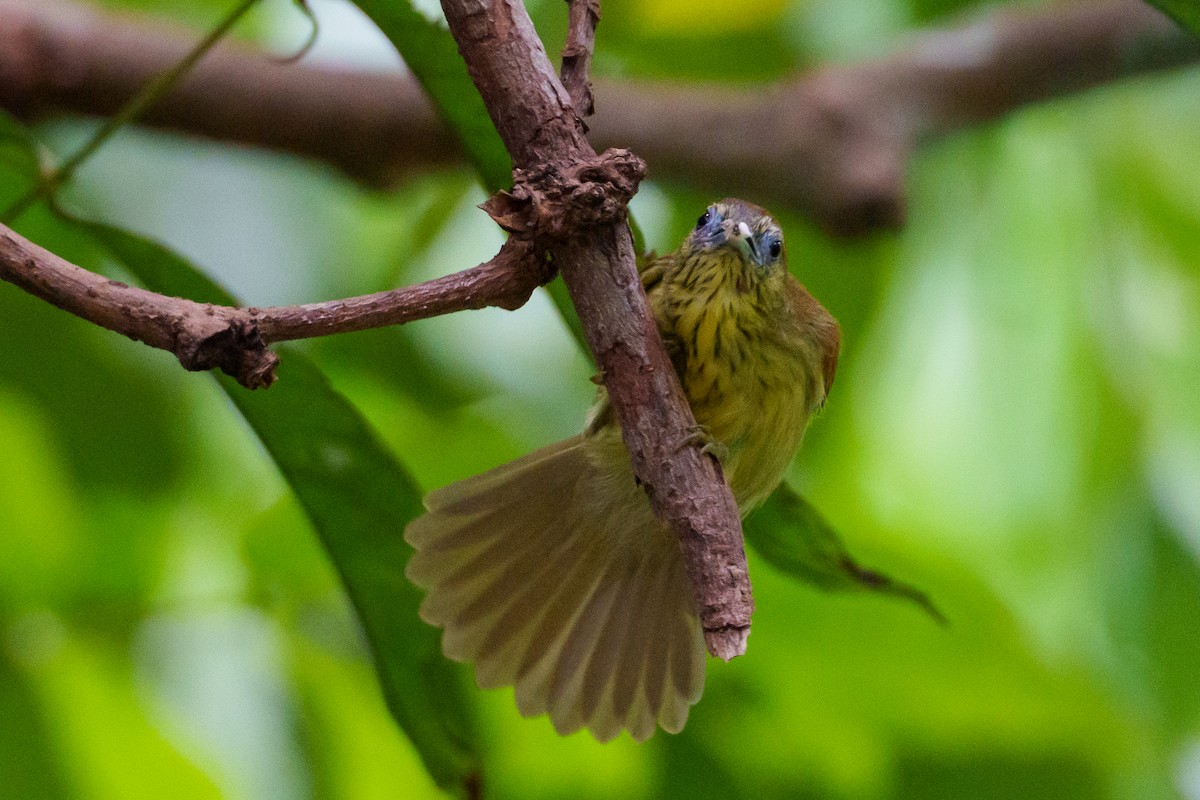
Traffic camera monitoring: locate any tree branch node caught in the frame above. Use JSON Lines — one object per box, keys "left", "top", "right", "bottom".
{"left": 480, "top": 147, "right": 645, "bottom": 239}
{"left": 177, "top": 314, "right": 279, "bottom": 388}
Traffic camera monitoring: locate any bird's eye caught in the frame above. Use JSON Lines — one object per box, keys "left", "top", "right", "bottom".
{"left": 768, "top": 239, "right": 782, "bottom": 259}
{"left": 695, "top": 210, "right": 711, "bottom": 229}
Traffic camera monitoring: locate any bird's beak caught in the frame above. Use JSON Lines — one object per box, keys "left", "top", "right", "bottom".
{"left": 724, "top": 220, "right": 761, "bottom": 264}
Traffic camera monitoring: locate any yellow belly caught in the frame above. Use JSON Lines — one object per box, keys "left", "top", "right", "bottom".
{"left": 686, "top": 349, "right": 811, "bottom": 512}
{"left": 677, "top": 290, "right": 818, "bottom": 513}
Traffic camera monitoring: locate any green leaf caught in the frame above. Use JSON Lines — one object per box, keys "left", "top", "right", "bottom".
{"left": 79, "top": 221, "right": 481, "bottom": 794}
{"left": 0, "top": 632, "right": 73, "bottom": 800}
{"left": 212, "top": 356, "right": 480, "bottom": 792}
{"left": 0, "top": 110, "right": 42, "bottom": 209}
{"left": 745, "top": 483, "right": 944, "bottom": 623}
{"left": 1146, "top": 0, "right": 1200, "bottom": 35}
{"left": 349, "top": 0, "right": 511, "bottom": 191}
{"left": 656, "top": 733, "right": 740, "bottom": 800}
{"left": 0, "top": 112, "right": 188, "bottom": 495}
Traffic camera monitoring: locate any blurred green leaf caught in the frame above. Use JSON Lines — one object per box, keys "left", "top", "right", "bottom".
{"left": 292, "top": 639, "right": 446, "bottom": 800}
{"left": 904, "top": 0, "right": 989, "bottom": 25}
{"left": 0, "top": 282, "right": 189, "bottom": 494}
{"left": 595, "top": 0, "right": 796, "bottom": 79}
{"left": 0, "top": 112, "right": 41, "bottom": 192}
{"left": 1146, "top": 0, "right": 1200, "bottom": 35}
{"left": 81, "top": 0, "right": 235, "bottom": 28}
{"left": 745, "top": 483, "right": 944, "bottom": 622}
{"left": 892, "top": 750, "right": 1106, "bottom": 800}
{"left": 36, "top": 638, "right": 221, "bottom": 800}
{"left": 78, "top": 221, "right": 482, "bottom": 794}
{"left": 0, "top": 633, "right": 72, "bottom": 800}
{"left": 656, "top": 733, "right": 741, "bottom": 800}
{"left": 350, "top": 0, "right": 511, "bottom": 191}
{"left": 0, "top": 394, "right": 82, "bottom": 608}
{"left": 1145, "top": 519, "right": 1200, "bottom": 736}
{"left": 0, "top": 110, "right": 187, "bottom": 495}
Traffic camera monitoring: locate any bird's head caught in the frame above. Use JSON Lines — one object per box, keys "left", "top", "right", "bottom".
{"left": 683, "top": 198, "right": 786, "bottom": 274}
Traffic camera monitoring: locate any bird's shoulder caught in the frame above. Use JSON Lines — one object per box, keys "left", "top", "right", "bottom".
{"left": 641, "top": 251, "right": 689, "bottom": 379}
{"left": 783, "top": 276, "right": 841, "bottom": 400}
{"left": 638, "top": 250, "right": 671, "bottom": 294}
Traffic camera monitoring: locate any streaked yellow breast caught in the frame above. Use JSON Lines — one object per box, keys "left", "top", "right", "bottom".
{"left": 654, "top": 251, "right": 824, "bottom": 512}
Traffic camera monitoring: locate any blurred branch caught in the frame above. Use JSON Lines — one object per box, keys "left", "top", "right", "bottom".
{"left": 443, "top": 0, "right": 752, "bottom": 660}
{"left": 0, "top": 222, "right": 549, "bottom": 388}
{"left": 0, "top": 0, "right": 456, "bottom": 186}
{"left": 0, "top": 0, "right": 1195, "bottom": 234}
{"left": 560, "top": 0, "right": 599, "bottom": 119}
{"left": 0, "top": 0, "right": 261, "bottom": 221}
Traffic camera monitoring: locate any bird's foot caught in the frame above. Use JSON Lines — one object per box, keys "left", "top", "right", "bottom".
{"left": 677, "top": 424, "right": 728, "bottom": 466}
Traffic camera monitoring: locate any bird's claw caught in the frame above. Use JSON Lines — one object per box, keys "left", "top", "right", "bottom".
{"left": 677, "top": 425, "right": 728, "bottom": 466}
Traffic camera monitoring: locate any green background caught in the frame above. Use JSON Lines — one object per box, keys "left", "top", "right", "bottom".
{"left": 0, "top": 0, "right": 1198, "bottom": 798}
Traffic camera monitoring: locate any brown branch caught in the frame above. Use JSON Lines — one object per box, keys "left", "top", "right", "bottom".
{"left": 0, "top": 222, "right": 279, "bottom": 387}
{"left": 443, "top": 0, "right": 751, "bottom": 659}
{"left": 0, "top": 0, "right": 1194, "bottom": 234}
{"left": 560, "top": 0, "right": 599, "bottom": 119}
{"left": 0, "top": 222, "right": 548, "bottom": 388}
{"left": 253, "top": 237, "right": 547, "bottom": 341}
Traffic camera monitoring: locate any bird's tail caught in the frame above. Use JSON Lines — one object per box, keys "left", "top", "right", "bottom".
{"left": 404, "top": 434, "right": 705, "bottom": 742}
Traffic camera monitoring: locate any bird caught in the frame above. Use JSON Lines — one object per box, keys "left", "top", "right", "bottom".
{"left": 404, "top": 198, "right": 840, "bottom": 742}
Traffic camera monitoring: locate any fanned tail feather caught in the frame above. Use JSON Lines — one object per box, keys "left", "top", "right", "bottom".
{"left": 404, "top": 435, "right": 705, "bottom": 742}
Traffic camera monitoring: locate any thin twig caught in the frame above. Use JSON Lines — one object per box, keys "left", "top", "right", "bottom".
{"left": 0, "top": 221, "right": 548, "bottom": 388}
{"left": 274, "top": 0, "right": 319, "bottom": 65}
{"left": 560, "top": 0, "right": 599, "bottom": 119}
